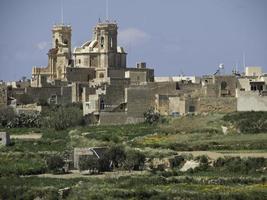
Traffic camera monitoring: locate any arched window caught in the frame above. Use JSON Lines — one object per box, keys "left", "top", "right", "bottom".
{"left": 55, "top": 39, "right": 59, "bottom": 48}
{"left": 63, "top": 39, "right": 68, "bottom": 45}
{"left": 100, "top": 36, "right": 104, "bottom": 48}
{"left": 221, "top": 81, "right": 227, "bottom": 90}
{"left": 100, "top": 99, "right": 105, "bottom": 110}
{"left": 110, "top": 37, "right": 113, "bottom": 48}
{"left": 99, "top": 73, "right": 104, "bottom": 78}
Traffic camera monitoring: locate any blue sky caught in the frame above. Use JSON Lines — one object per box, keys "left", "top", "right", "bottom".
{"left": 0, "top": 0, "right": 267, "bottom": 81}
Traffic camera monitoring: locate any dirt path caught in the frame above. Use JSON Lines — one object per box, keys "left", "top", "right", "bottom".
{"left": 26, "top": 170, "right": 148, "bottom": 179}
{"left": 176, "top": 151, "right": 267, "bottom": 159}
{"left": 11, "top": 134, "right": 42, "bottom": 140}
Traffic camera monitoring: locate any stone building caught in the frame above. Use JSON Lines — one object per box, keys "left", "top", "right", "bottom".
{"left": 5, "top": 20, "right": 266, "bottom": 125}
{"left": 32, "top": 25, "right": 72, "bottom": 87}
{"left": 0, "top": 132, "right": 11, "bottom": 146}
{"left": 73, "top": 147, "right": 107, "bottom": 169}
{"left": 73, "top": 22, "right": 127, "bottom": 80}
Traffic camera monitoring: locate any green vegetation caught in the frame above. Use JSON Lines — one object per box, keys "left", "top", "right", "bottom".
{"left": 46, "top": 155, "right": 65, "bottom": 173}
{"left": 144, "top": 107, "right": 161, "bottom": 124}
{"left": 0, "top": 112, "right": 267, "bottom": 199}
{"left": 66, "top": 175, "right": 267, "bottom": 200}
{"left": 1, "top": 129, "right": 70, "bottom": 152}
{"left": 17, "top": 93, "right": 34, "bottom": 105}
{"left": 0, "top": 107, "right": 15, "bottom": 127}
{"left": 223, "top": 111, "right": 267, "bottom": 133}
{"left": 0, "top": 153, "right": 46, "bottom": 176}
{"left": 42, "top": 105, "right": 83, "bottom": 130}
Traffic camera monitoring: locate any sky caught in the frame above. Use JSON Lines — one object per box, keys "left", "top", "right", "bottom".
{"left": 0, "top": 0, "right": 267, "bottom": 81}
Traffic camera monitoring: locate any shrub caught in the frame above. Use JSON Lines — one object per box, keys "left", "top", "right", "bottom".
{"left": 223, "top": 111, "right": 267, "bottom": 133}
{"left": 144, "top": 107, "right": 160, "bottom": 124}
{"left": 0, "top": 107, "right": 15, "bottom": 127}
{"left": 0, "top": 153, "right": 47, "bottom": 176}
{"left": 6, "top": 113, "right": 41, "bottom": 128}
{"left": 214, "top": 156, "right": 267, "bottom": 174}
{"left": 43, "top": 106, "right": 83, "bottom": 130}
{"left": 46, "top": 155, "right": 65, "bottom": 173}
{"left": 18, "top": 93, "right": 34, "bottom": 105}
{"left": 169, "top": 155, "right": 185, "bottom": 168}
{"left": 124, "top": 149, "right": 146, "bottom": 171}
{"left": 37, "top": 97, "right": 49, "bottom": 106}
{"left": 108, "top": 145, "right": 126, "bottom": 168}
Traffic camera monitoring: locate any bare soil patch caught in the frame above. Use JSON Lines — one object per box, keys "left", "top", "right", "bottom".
{"left": 11, "top": 134, "right": 42, "bottom": 140}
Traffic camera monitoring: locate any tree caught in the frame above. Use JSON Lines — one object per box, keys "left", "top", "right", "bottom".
{"left": 44, "top": 106, "right": 83, "bottom": 130}
{"left": 108, "top": 145, "right": 126, "bottom": 168}
{"left": 37, "top": 97, "right": 48, "bottom": 106}
{"left": 98, "top": 150, "right": 112, "bottom": 172}
{"left": 0, "top": 107, "right": 15, "bottom": 127}
{"left": 144, "top": 107, "right": 160, "bottom": 124}
{"left": 46, "top": 155, "right": 65, "bottom": 173}
{"left": 125, "top": 149, "right": 146, "bottom": 171}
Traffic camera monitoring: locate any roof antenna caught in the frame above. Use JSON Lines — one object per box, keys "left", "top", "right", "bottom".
{"left": 61, "top": 0, "right": 64, "bottom": 25}
{"left": 243, "top": 52, "right": 246, "bottom": 73}
{"left": 106, "top": 0, "right": 109, "bottom": 21}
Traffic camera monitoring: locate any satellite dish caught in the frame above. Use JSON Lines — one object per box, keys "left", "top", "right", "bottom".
{"left": 219, "top": 63, "right": 224, "bottom": 69}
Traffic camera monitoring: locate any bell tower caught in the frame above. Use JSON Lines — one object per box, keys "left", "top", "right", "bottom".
{"left": 92, "top": 22, "right": 118, "bottom": 69}
{"left": 51, "top": 24, "right": 72, "bottom": 79}
{"left": 94, "top": 22, "right": 117, "bottom": 53}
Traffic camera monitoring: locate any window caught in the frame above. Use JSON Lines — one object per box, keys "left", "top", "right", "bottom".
{"left": 110, "top": 37, "right": 113, "bottom": 48}
{"left": 78, "top": 59, "right": 81, "bottom": 64}
{"left": 221, "top": 81, "right": 227, "bottom": 90}
{"left": 55, "top": 39, "right": 59, "bottom": 48}
{"left": 63, "top": 39, "right": 68, "bottom": 45}
{"left": 101, "top": 36, "right": 104, "bottom": 48}
{"left": 99, "top": 73, "right": 104, "bottom": 78}
{"left": 189, "top": 106, "right": 195, "bottom": 113}
{"left": 100, "top": 99, "right": 105, "bottom": 110}
{"left": 176, "top": 82, "right": 180, "bottom": 90}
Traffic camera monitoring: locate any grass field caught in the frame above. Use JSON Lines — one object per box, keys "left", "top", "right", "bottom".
{"left": 0, "top": 113, "right": 267, "bottom": 199}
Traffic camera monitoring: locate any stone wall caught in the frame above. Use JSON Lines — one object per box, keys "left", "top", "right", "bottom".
{"left": 25, "top": 87, "right": 72, "bottom": 104}
{"left": 126, "top": 82, "right": 202, "bottom": 117}
{"left": 99, "top": 112, "right": 144, "bottom": 125}
{"left": 99, "top": 112, "right": 128, "bottom": 125}
{"left": 237, "top": 91, "right": 267, "bottom": 111}
{"left": 103, "top": 79, "right": 130, "bottom": 111}
{"left": 198, "top": 97, "right": 237, "bottom": 113}
{"left": 0, "top": 85, "right": 7, "bottom": 108}
{"left": 126, "top": 87, "right": 155, "bottom": 118}
{"left": 66, "top": 67, "right": 95, "bottom": 82}
{"left": 213, "top": 75, "right": 237, "bottom": 97}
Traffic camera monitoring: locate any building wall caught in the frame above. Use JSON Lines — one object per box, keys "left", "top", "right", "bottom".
{"left": 155, "top": 76, "right": 201, "bottom": 84}
{"left": 103, "top": 79, "right": 130, "bottom": 111}
{"left": 127, "top": 87, "right": 155, "bottom": 118}
{"left": 237, "top": 78, "right": 251, "bottom": 91}
{"left": 198, "top": 97, "right": 237, "bottom": 113}
{"left": 25, "top": 87, "right": 72, "bottom": 104}
{"left": 66, "top": 67, "right": 95, "bottom": 82}
{"left": 245, "top": 66, "right": 262, "bottom": 76}
{"left": 100, "top": 112, "right": 128, "bottom": 125}
{"left": 237, "top": 91, "right": 267, "bottom": 111}
{"left": 213, "top": 75, "right": 237, "bottom": 97}
{"left": 169, "top": 96, "right": 181, "bottom": 114}
{"left": 0, "top": 85, "right": 7, "bottom": 108}
{"left": 125, "top": 71, "right": 147, "bottom": 85}
{"left": 99, "top": 112, "right": 144, "bottom": 125}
